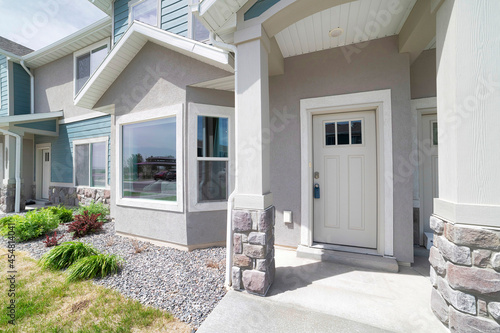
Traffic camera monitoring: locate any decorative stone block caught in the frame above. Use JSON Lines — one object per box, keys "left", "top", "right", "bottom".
{"left": 437, "top": 277, "right": 476, "bottom": 315}
{"left": 431, "top": 288, "right": 449, "bottom": 325}
{"left": 429, "top": 246, "right": 447, "bottom": 275}
{"left": 243, "top": 244, "right": 266, "bottom": 259}
{"left": 492, "top": 253, "right": 500, "bottom": 272}
{"left": 430, "top": 216, "right": 444, "bottom": 234}
{"left": 255, "top": 259, "right": 267, "bottom": 272}
{"left": 446, "top": 224, "right": 500, "bottom": 251}
{"left": 435, "top": 235, "right": 471, "bottom": 266}
{"left": 258, "top": 206, "right": 275, "bottom": 232}
{"left": 232, "top": 267, "right": 242, "bottom": 290}
{"left": 430, "top": 266, "right": 437, "bottom": 287}
{"left": 474, "top": 249, "right": 492, "bottom": 268}
{"left": 449, "top": 306, "right": 500, "bottom": 333}
{"left": 447, "top": 262, "right": 500, "bottom": 295}
{"left": 242, "top": 270, "right": 270, "bottom": 295}
{"left": 103, "top": 189, "right": 111, "bottom": 199}
{"left": 233, "top": 210, "right": 252, "bottom": 232}
{"left": 234, "top": 255, "right": 252, "bottom": 269}
{"left": 234, "top": 233, "right": 243, "bottom": 254}
{"left": 248, "top": 232, "right": 267, "bottom": 245}
{"left": 478, "top": 299, "right": 488, "bottom": 317}
{"left": 488, "top": 302, "right": 500, "bottom": 322}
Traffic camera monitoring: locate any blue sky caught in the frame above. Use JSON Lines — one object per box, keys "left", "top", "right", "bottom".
{"left": 0, "top": 0, "right": 107, "bottom": 51}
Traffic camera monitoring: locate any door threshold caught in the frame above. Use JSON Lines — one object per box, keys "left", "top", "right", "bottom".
{"left": 311, "top": 243, "right": 380, "bottom": 256}
{"left": 297, "top": 245, "right": 399, "bottom": 273}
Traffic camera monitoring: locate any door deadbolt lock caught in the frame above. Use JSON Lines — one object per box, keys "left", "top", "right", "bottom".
{"left": 314, "top": 171, "right": 320, "bottom": 179}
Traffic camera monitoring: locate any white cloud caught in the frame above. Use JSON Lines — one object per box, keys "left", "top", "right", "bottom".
{"left": 0, "top": 0, "right": 107, "bottom": 50}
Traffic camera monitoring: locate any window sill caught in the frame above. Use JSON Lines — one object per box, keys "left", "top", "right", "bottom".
{"left": 116, "top": 197, "right": 183, "bottom": 212}
{"left": 189, "top": 201, "right": 228, "bottom": 212}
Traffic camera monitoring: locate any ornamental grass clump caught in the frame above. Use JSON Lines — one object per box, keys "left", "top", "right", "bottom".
{"left": 40, "top": 241, "right": 99, "bottom": 270}
{"left": 68, "top": 211, "right": 103, "bottom": 239}
{"left": 66, "top": 253, "right": 122, "bottom": 282}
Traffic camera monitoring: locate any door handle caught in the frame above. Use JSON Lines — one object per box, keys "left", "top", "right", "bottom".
{"left": 314, "top": 183, "right": 320, "bottom": 199}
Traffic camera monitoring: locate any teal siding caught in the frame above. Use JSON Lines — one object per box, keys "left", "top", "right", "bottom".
{"left": 244, "top": 0, "right": 280, "bottom": 20}
{"left": 13, "top": 63, "right": 30, "bottom": 115}
{"left": 15, "top": 120, "right": 57, "bottom": 132}
{"left": 161, "top": 0, "right": 188, "bottom": 37}
{"left": 0, "top": 55, "right": 8, "bottom": 116}
{"left": 114, "top": 0, "right": 129, "bottom": 44}
{"left": 35, "top": 116, "right": 111, "bottom": 185}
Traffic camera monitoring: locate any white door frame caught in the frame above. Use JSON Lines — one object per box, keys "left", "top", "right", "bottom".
{"left": 35, "top": 143, "right": 51, "bottom": 200}
{"left": 411, "top": 97, "right": 437, "bottom": 246}
{"left": 300, "top": 90, "right": 394, "bottom": 257}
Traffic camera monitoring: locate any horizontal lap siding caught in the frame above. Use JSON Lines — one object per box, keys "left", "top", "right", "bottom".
{"left": 0, "top": 55, "right": 7, "bottom": 116}
{"left": 114, "top": 0, "right": 129, "bottom": 44}
{"left": 35, "top": 115, "right": 111, "bottom": 185}
{"left": 13, "top": 63, "right": 30, "bottom": 115}
{"left": 161, "top": 0, "right": 188, "bottom": 37}
{"left": 15, "top": 120, "right": 57, "bottom": 132}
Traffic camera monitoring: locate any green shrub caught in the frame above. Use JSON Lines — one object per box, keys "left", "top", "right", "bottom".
{"left": 0, "top": 210, "right": 59, "bottom": 242}
{"left": 39, "top": 241, "right": 99, "bottom": 270}
{"left": 66, "top": 253, "right": 122, "bottom": 282}
{"left": 0, "top": 215, "right": 24, "bottom": 229}
{"left": 76, "top": 201, "right": 109, "bottom": 223}
{"left": 47, "top": 205, "right": 74, "bottom": 223}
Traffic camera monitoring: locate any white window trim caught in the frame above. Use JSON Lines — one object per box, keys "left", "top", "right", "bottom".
{"left": 73, "top": 39, "right": 110, "bottom": 97}
{"left": 35, "top": 143, "right": 51, "bottom": 200}
{"left": 73, "top": 136, "right": 109, "bottom": 189}
{"left": 188, "top": 103, "right": 234, "bottom": 212}
{"left": 129, "top": 0, "right": 161, "bottom": 28}
{"left": 116, "top": 104, "right": 184, "bottom": 212}
{"left": 300, "top": 89, "right": 394, "bottom": 257}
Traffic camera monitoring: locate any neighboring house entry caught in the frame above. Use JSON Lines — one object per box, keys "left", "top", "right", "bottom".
{"left": 41, "top": 148, "right": 50, "bottom": 199}
{"left": 312, "top": 111, "right": 378, "bottom": 249}
{"left": 420, "top": 113, "right": 438, "bottom": 240}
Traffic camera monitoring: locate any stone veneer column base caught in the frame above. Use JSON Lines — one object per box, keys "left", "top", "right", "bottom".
{"left": 232, "top": 206, "right": 275, "bottom": 296}
{"left": 49, "top": 186, "right": 111, "bottom": 207}
{"left": 0, "top": 183, "right": 25, "bottom": 213}
{"left": 429, "top": 215, "right": 500, "bottom": 332}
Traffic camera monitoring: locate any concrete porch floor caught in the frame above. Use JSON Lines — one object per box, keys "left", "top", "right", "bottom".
{"left": 198, "top": 247, "right": 449, "bottom": 333}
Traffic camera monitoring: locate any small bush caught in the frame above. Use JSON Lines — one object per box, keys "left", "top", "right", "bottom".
{"left": 43, "top": 231, "right": 64, "bottom": 247}
{"left": 68, "top": 212, "right": 103, "bottom": 239}
{"left": 0, "top": 209, "right": 59, "bottom": 242}
{"left": 66, "top": 253, "right": 122, "bottom": 282}
{"left": 75, "top": 201, "right": 109, "bottom": 223}
{"left": 47, "top": 205, "right": 74, "bottom": 223}
{"left": 40, "top": 241, "right": 99, "bottom": 270}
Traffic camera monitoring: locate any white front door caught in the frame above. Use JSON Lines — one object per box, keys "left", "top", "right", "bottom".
{"left": 41, "top": 149, "right": 50, "bottom": 199}
{"left": 313, "top": 111, "right": 378, "bottom": 248}
{"left": 421, "top": 114, "right": 438, "bottom": 235}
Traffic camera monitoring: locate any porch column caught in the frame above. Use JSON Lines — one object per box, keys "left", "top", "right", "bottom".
{"left": 430, "top": 0, "right": 500, "bottom": 330}
{"left": 231, "top": 27, "right": 275, "bottom": 296}
{"left": 1, "top": 133, "right": 24, "bottom": 212}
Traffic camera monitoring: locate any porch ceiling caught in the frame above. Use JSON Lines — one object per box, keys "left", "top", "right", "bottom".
{"left": 274, "top": 0, "right": 417, "bottom": 58}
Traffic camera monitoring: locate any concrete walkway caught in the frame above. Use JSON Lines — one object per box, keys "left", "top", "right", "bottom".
{"left": 198, "top": 247, "right": 449, "bottom": 333}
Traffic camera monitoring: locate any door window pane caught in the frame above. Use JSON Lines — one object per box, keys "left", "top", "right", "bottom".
{"left": 75, "top": 144, "right": 89, "bottom": 186}
{"left": 91, "top": 142, "right": 106, "bottom": 187}
{"left": 432, "top": 122, "right": 438, "bottom": 145}
{"left": 197, "top": 116, "right": 228, "bottom": 157}
{"left": 351, "top": 120, "right": 362, "bottom": 144}
{"left": 75, "top": 53, "right": 90, "bottom": 94}
{"left": 337, "top": 122, "right": 349, "bottom": 145}
{"left": 131, "top": 0, "right": 158, "bottom": 26}
{"left": 325, "top": 122, "right": 336, "bottom": 146}
{"left": 122, "top": 117, "right": 176, "bottom": 201}
{"left": 198, "top": 161, "right": 227, "bottom": 201}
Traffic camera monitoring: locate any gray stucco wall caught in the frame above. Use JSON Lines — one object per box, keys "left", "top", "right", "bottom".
{"left": 100, "top": 42, "right": 232, "bottom": 247}
{"left": 269, "top": 36, "right": 414, "bottom": 263}
{"left": 33, "top": 54, "right": 101, "bottom": 118}
{"left": 410, "top": 49, "right": 437, "bottom": 99}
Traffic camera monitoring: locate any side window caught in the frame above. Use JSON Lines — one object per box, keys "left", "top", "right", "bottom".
{"left": 74, "top": 140, "right": 107, "bottom": 188}
{"left": 75, "top": 43, "right": 108, "bottom": 95}
{"left": 130, "top": 0, "right": 159, "bottom": 27}
{"left": 192, "top": 15, "right": 210, "bottom": 43}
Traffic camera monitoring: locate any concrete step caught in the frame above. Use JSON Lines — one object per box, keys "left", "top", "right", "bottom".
{"left": 32, "top": 199, "right": 53, "bottom": 206}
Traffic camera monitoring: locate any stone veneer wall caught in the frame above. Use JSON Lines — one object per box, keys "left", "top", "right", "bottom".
{"left": 429, "top": 216, "right": 500, "bottom": 332}
{"left": 49, "top": 186, "right": 111, "bottom": 207}
{"left": 0, "top": 183, "right": 25, "bottom": 213}
{"left": 232, "top": 206, "right": 275, "bottom": 296}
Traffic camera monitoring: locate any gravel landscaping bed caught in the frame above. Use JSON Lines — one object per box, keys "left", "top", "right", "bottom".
{"left": 0, "top": 215, "right": 227, "bottom": 329}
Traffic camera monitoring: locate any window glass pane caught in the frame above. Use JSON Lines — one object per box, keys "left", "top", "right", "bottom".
{"left": 351, "top": 120, "right": 362, "bottom": 144}
{"left": 197, "top": 116, "right": 228, "bottom": 157}
{"left": 198, "top": 161, "right": 227, "bottom": 201}
{"left": 75, "top": 144, "right": 89, "bottom": 186}
{"left": 337, "top": 121, "right": 349, "bottom": 145}
{"left": 193, "top": 16, "right": 210, "bottom": 42}
{"left": 131, "top": 0, "right": 157, "bottom": 26}
{"left": 432, "top": 122, "right": 438, "bottom": 145}
{"left": 325, "top": 122, "right": 335, "bottom": 146}
{"left": 91, "top": 142, "right": 106, "bottom": 187}
{"left": 76, "top": 53, "right": 90, "bottom": 94}
{"left": 90, "top": 45, "right": 107, "bottom": 74}
{"left": 122, "top": 117, "right": 176, "bottom": 201}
